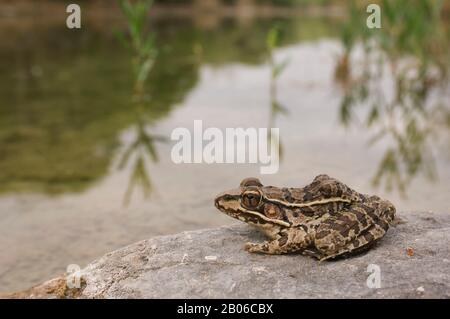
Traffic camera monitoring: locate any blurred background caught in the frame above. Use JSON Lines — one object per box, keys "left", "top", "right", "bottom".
{"left": 0, "top": 0, "right": 449, "bottom": 292}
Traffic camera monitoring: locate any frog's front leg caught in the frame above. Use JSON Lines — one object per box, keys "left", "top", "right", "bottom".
{"left": 245, "top": 228, "right": 312, "bottom": 254}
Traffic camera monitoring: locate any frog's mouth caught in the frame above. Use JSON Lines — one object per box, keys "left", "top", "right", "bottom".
{"left": 214, "top": 191, "right": 290, "bottom": 227}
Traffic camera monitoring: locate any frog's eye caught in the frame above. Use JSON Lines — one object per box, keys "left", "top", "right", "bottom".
{"left": 241, "top": 189, "right": 262, "bottom": 209}
{"left": 240, "top": 177, "right": 263, "bottom": 188}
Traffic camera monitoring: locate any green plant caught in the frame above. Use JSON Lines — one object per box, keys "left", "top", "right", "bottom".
{"left": 116, "top": 0, "right": 157, "bottom": 95}
{"left": 335, "top": 0, "right": 450, "bottom": 194}
{"left": 116, "top": 0, "right": 165, "bottom": 203}
{"left": 266, "top": 26, "right": 290, "bottom": 160}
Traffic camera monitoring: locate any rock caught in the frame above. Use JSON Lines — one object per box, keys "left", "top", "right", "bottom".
{"left": 3, "top": 211, "right": 450, "bottom": 298}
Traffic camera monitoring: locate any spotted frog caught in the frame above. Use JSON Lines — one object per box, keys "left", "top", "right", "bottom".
{"left": 214, "top": 174, "right": 396, "bottom": 260}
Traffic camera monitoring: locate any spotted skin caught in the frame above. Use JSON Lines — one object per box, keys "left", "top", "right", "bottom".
{"left": 214, "top": 175, "right": 396, "bottom": 260}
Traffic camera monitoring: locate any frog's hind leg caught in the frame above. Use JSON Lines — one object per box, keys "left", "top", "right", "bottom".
{"left": 314, "top": 197, "right": 395, "bottom": 261}
{"left": 319, "top": 222, "right": 387, "bottom": 261}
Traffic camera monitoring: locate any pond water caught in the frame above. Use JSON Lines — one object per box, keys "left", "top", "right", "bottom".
{"left": 0, "top": 13, "right": 449, "bottom": 292}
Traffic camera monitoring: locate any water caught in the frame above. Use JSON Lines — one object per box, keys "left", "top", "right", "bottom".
{"left": 0, "top": 11, "right": 449, "bottom": 292}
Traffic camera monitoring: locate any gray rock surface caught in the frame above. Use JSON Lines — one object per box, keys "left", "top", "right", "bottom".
{"left": 6, "top": 211, "right": 450, "bottom": 298}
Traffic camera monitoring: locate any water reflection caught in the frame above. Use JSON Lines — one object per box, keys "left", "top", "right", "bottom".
{"left": 0, "top": 7, "right": 311, "bottom": 197}
{"left": 1, "top": 3, "right": 450, "bottom": 293}
{"left": 0, "top": 3, "right": 447, "bottom": 199}
{"left": 118, "top": 114, "right": 167, "bottom": 204}
{"left": 116, "top": 0, "right": 164, "bottom": 203}
{"left": 335, "top": 0, "right": 450, "bottom": 194}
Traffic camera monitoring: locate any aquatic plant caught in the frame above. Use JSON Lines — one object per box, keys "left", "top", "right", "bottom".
{"left": 335, "top": 0, "right": 450, "bottom": 194}
{"left": 266, "top": 26, "right": 290, "bottom": 159}
{"left": 116, "top": 0, "right": 157, "bottom": 96}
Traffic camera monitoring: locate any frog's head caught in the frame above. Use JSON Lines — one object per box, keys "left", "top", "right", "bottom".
{"left": 214, "top": 177, "right": 291, "bottom": 229}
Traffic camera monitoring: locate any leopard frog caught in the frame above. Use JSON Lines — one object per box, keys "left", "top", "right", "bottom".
{"left": 214, "top": 174, "right": 396, "bottom": 260}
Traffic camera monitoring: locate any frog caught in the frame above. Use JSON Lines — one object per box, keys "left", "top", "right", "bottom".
{"left": 214, "top": 174, "right": 396, "bottom": 261}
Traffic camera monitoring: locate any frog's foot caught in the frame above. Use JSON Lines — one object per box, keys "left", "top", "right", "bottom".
{"left": 246, "top": 240, "right": 297, "bottom": 254}
{"left": 245, "top": 229, "right": 312, "bottom": 255}
{"left": 301, "top": 248, "right": 324, "bottom": 260}
{"left": 245, "top": 242, "right": 263, "bottom": 252}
